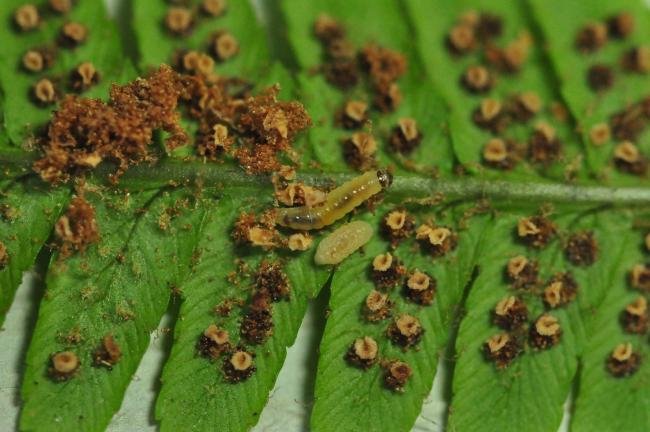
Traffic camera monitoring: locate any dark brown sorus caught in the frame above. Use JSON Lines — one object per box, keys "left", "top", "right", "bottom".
{"left": 92, "top": 334, "right": 122, "bottom": 369}
{"left": 223, "top": 349, "right": 256, "bottom": 383}
{"left": 606, "top": 343, "right": 641, "bottom": 377}
{"left": 370, "top": 252, "right": 406, "bottom": 290}
{"left": 613, "top": 141, "right": 648, "bottom": 176}
{"left": 505, "top": 255, "right": 539, "bottom": 290}
{"left": 517, "top": 215, "right": 556, "bottom": 249}
{"left": 630, "top": 263, "right": 650, "bottom": 293}
{"left": 587, "top": 64, "right": 614, "bottom": 92}
{"left": 564, "top": 231, "right": 598, "bottom": 266}
{"left": 528, "top": 125, "right": 561, "bottom": 165}
{"left": 54, "top": 195, "right": 100, "bottom": 257}
{"left": 607, "top": 12, "right": 634, "bottom": 39}
{"left": 48, "top": 351, "right": 80, "bottom": 382}
{"left": 197, "top": 324, "right": 231, "bottom": 359}
{"left": 493, "top": 296, "right": 528, "bottom": 330}
{"left": 381, "top": 208, "right": 415, "bottom": 247}
{"left": 542, "top": 272, "right": 578, "bottom": 309}
{"left": 529, "top": 314, "right": 562, "bottom": 350}
{"left": 403, "top": 270, "right": 436, "bottom": 306}
{"left": 389, "top": 118, "right": 422, "bottom": 154}
{"left": 345, "top": 336, "right": 379, "bottom": 369}
{"left": 343, "top": 132, "right": 377, "bottom": 171}
{"left": 415, "top": 224, "right": 458, "bottom": 257}
{"left": 255, "top": 261, "right": 290, "bottom": 301}
{"left": 575, "top": 22, "right": 608, "bottom": 53}
{"left": 610, "top": 101, "right": 648, "bottom": 142}
{"left": 363, "top": 289, "right": 393, "bottom": 322}
{"left": 383, "top": 360, "right": 412, "bottom": 392}
{"left": 482, "top": 138, "right": 521, "bottom": 170}
{"left": 620, "top": 297, "right": 648, "bottom": 334}
{"left": 387, "top": 314, "right": 424, "bottom": 348}
{"left": 483, "top": 333, "right": 521, "bottom": 369}
{"left": 472, "top": 98, "right": 508, "bottom": 134}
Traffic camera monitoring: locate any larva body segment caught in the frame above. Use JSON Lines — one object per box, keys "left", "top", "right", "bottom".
{"left": 315, "top": 221, "right": 374, "bottom": 265}
{"left": 276, "top": 170, "right": 391, "bottom": 230}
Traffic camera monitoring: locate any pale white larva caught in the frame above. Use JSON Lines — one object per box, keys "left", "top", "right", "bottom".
{"left": 314, "top": 220, "right": 374, "bottom": 265}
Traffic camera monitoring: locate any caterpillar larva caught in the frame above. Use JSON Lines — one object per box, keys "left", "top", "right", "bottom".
{"left": 314, "top": 221, "right": 374, "bottom": 265}
{"left": 276, "top": 170, "right": 392, "bottom": 230}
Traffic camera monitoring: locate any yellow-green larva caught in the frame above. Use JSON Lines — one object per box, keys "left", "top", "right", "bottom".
{"left": 315, "top": 220, "right": 374, "bottom": 265}
{"left": 276, "top": 170, "right": 392, "bottom": 230}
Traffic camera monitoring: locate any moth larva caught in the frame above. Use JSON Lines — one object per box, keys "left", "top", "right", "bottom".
{"left": 314, "top": 220, "right": 374, "bottom": 265}
{"left": 276, "top": 170, "right": 392, "bottom": 230}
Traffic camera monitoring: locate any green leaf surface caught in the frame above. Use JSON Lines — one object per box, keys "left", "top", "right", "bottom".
{"left": 133, "top": 0, "right": 269, "bottom": 76}
{"left": 405, "top": 0, "right": 585, "bottom": 180}
{"left": 0, "top": 176, "right": 68, "bottom": 326}
{"left": 282, "top": 0, "right": 453, "bottom": 174}
{"left": 20, "top": 186, "right": 207, "bottom": 431}
{"left": 0, "top": 0, "right": 128, "bottom": 148}
{"left": 530, "top": 0, "right": 650, "bottom": 177}
{"left": 311, "top": 205, "right": 489, "bottom": 432}
{"left": 155, "top": 192, "right": 330, "bottom": 432}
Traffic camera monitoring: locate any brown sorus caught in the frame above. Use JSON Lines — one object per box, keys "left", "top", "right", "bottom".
{"left": 345, "top": 336, "right": 379, "bottom": 369}
{"left": 180, "top": 50, "right": 216, "bottom": 76}
{"left": 606, "top": 343, "right": 641, "bottom": 377}
{"left": 387, "top": 314, "right": 424, "bottom": 348}
{"left": 14, "top": 5, "right": 40, "bottom": 31}
{"left": 70, "top": 62, "right": 100, "bottom": 92}
{"left": 509, "top": 92, "right": 542, "bottom": 123}
{"left": 165, "top": 7, "right": 193, "bottom": 36}
{"left": 223, "top": 349, "right": 256, "bottom": 383}
{"left": 201, "top": 0, "right": 226, "bottom": 17}
{"left": 483, "top": 333, "right": 521, "bottom": 369}
{"left": 610, "top": 103, "right": 646, "bottom": 141}
{"left": 323, "top": 59, "right": 359, "bottom": 89}
{"left": 529, "top": 314, "right": 562, "bottom": 350}
{"left": 59, "top": 22, "right": 88, "bottom": 47}
{"left": 482, "top": 138, "right": 519, "bottom": 170}
{"left": 389, "top": 118, "right": 422, "bottom": 154}
{"left": 564, "top": 231, "right": 598, "bottom": 266}
{"left": 403, "top": 270, "right": 436, "bottom": 306}
{"left": 381, "top": 208, "right": 415, "bottom": 247}
{"left": 472, "top": 98, "right": 508, "bottom": 133}
{"left": 415, "top": 224, "right": 457, "bottom": 257}
{"left": 630, "top": 263, "right": 650, "bottom": 293}
{"left": 589, "top": 122, "right": 611, "bottom": 146}
{"left": 55, "top": 196, "right": 100, "bottom": 257}
{"left": 613, "top": 141, "right": 648, "bottom": 176}
{"left": 32, "top": 78, "right": 58, "bottom": 105}
{"left": 213, "top": 31, "right": 239, "bottom": 61}
{"left": 49, "top": 0, "right": 73, "bottom": 14}
{"left": 493, "top": 296, "right": 528, "bottom": 330}
{"left": 620, "top": 297, "right": 648, "bottom": 334}
{"left": 543, "top": 272, "right": 578, "bottom": 309}
{"left": 528, "top": 122, "right": 561, "bottom": 165}
{"left": 607, "top": 12, "right": 634, "bottom": 39}
{"left": 197, "top": 123, "right": 232, "bottom": 159}
{"left": 240, "top": 308, "right": 273, "bottom": 345}
{"left": 363, "top": 289, "right": 393, "bottom": 322}
{"left": 383, "top": 360, "right": 412, "bottom": 392}
{"left": 313, "top": 14, "right": 345, "bottom": 43}
{"left": 446, "top": 24, "right": 476, "bottom": 55}
{"left": 22, "top": 48, "right": 56, "bottom": 73}
{"left": 575, "top": 22, "right": 608, "bottom": 53}
{"left": 621, "top": 46, "right": 650, "bottom": 74}
{"left": 49, "top": 351, "right": 80, "bottom": 381}
{"left": 339, "top": 100, "right": 368, "bottom": 129}
{"left": 255, "top": 261, "right": 290, "bottom": 301}
{"left": 506, "top": 255, "right": 539, "bottom": 290}
{"left": 343, "top": 132, "right": 376, "bottom": 171}
{"left": 587, "top": 64, "right": 614, "bottom": 92}
{"left": 461, "top": 65, "right": 493, "bottom": 93}
{"left": 197, "top": 324, "right": 231, "bottom": 359}
{"left": 517, "top": 215, "right": 556, "bottom": 248}
{"left": 0, "top": 242, "right": 8, "bottom": 269}
{"left": 92, "top": 334, "right": 122, "bottom": 369}
{"left": 475, "top": 12, "right": 503, "bottom": 40}
{"left": 358, "top": 44, "right": 407, "bottom": 88}
{"left": 287, "top": 232, "right": 313, "bottom": 251}
{"left": 371, "top": 252, "right": 406, "bottom": 290}
{"left": 373, "top": 81, "right": 402, "bottom": 112}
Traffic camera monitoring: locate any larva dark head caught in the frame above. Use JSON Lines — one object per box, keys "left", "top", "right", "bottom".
{"left": 377, "top": 170, "right": 393, "bottom": 189}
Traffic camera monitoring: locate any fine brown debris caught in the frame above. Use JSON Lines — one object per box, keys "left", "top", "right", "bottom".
{"left": 0, "top": 242, "right": 8, "bottom": 269}
{"left": 55, "top": 195, "right": 100, "bottom": 257}
{"left": 34, "top": 65, "right": 186, "bottom": 183}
